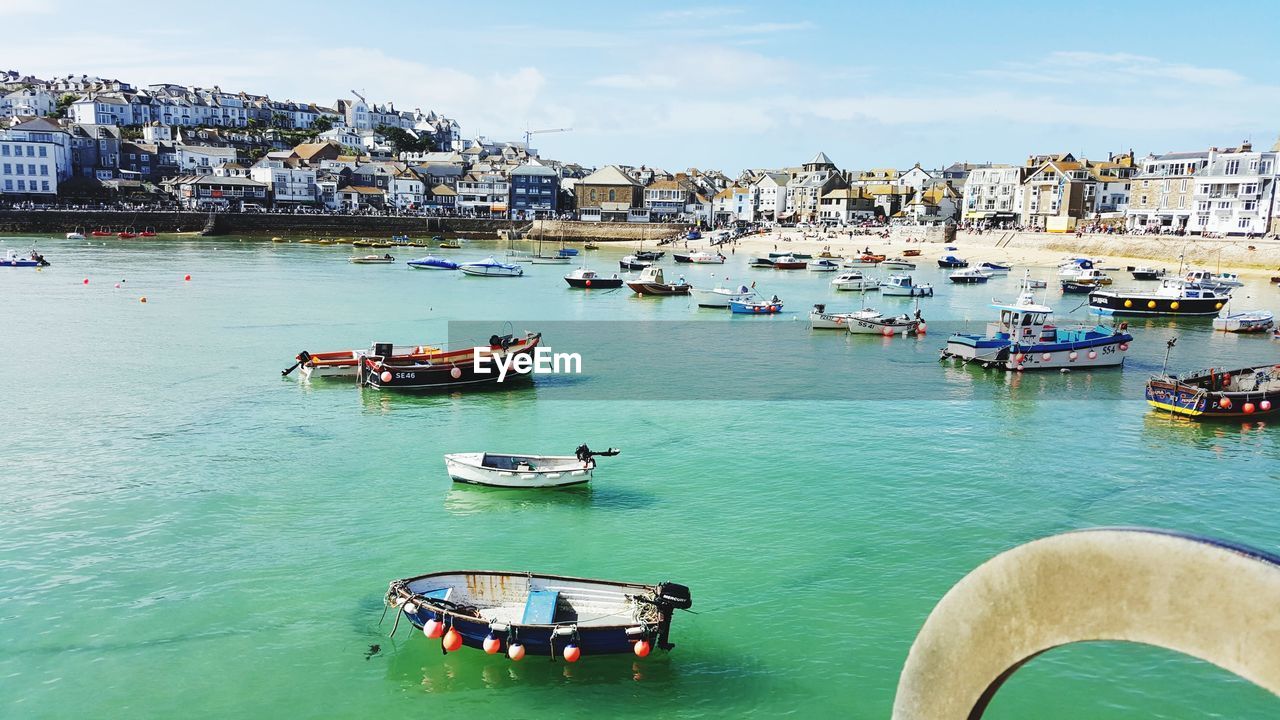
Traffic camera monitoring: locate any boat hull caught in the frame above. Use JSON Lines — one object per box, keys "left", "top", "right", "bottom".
{"left": 460, "top": 264, "right": 523, "bottom": 277}
{"left": 444, "top": 454, "right": 592, "bottom": 488}
{"left": 388, "top": 571, "right": 685, "bottom": 657}
{"left": 692, "top": 288, "right": 754, "bottom": 308}
{"left": 1146, "top": 369, "right": 1280, "bottom": 420}
{"left": 565, "top": 276, "right": 623, "bottom": 289}
{"left": 1213, "top": 313, "right": 1275, "bottom": 333}
{"left": 1089, "top": 292, "right": 1224, "bottom": 316}
{"left": 846, "top": 316, "right": 921, "bottom": 335}
{"left": 941, "top": 329, "right": 1132, "bottom": 370}
{"left": 627, "top": 282, "right": 691, "bottom": 296}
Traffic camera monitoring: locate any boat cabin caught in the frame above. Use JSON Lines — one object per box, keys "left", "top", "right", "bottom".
{"left": 986, "top": 292, "right": 1054, "bottom": 342}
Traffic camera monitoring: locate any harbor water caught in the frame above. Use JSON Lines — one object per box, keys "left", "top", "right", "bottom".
{"left": 2, "top": 235, "right": 1278, "bottom": 718}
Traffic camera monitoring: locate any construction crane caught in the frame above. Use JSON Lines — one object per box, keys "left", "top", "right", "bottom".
{"left": 523, "top": 127, "right": 572, "bottom": 151}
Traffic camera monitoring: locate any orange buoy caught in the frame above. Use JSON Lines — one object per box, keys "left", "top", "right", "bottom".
{"left": 1243, "top": 402, "right": 1256, "bottom": 415}
{"left": 423, "top": 619, "right": 444, "bottom": 639}
{"left": 1219, "top": 397, "right": 1233, "bottom": 410}
{"left": 380, "top": 371, "right": 393, "bottom": 383}
{"left": 882, "top": 327, "right": 894, "bottom": 337}
{"left": 633, "top": 640, "right": 651, "bottom": 658}
{"left": 917, "top": 323, "right": 927, "bottom": 334}
{"left": 507, "top": 642, "right": 526, "bottom": 661}
{"left": 482, "top": 634, "right": 501, "bottom": 654}
{"left": 139, "top": 296, "right": 147, "bottom": 303}
{"left": 1261, "top": 400, "right": 1273, "bottom": 412}
{"left": 585, "top": 279, "right": 591, "bottom": 287}
{"left": 442, "top": 627, "right": 463, "bottom": 652}
{"left": 563, "top": 644, "right": 581, "bottom": 663}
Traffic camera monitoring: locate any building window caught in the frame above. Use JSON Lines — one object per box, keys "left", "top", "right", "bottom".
{"left": 1225, "top": 160, "right": 1240, "bottom": 175}
{"left": 38, "top": 146, "right": 46, "bottom": 157}
{"left": 41, "top": 181, "right": 49, "bottom": 192}
{"left": 608, "top": 189, "right": 616, "bottom": 202}
{"left": 1238, "top": 218, "right": 1250, "bottom": 229}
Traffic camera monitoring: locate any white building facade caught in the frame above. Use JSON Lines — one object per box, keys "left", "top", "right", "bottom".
{"left": 1191, "top": 144, "right": 1277, "bottom": 236}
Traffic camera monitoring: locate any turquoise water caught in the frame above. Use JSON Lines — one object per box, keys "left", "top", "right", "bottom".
{"left": 1, "top": 235, "right": 1278, "bottom": 719}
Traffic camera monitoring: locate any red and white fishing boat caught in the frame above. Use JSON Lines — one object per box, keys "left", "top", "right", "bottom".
{"left": 283, "top": 332, "right": 540, "bottom": 382}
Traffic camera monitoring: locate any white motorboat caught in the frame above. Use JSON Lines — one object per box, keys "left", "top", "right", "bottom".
{"left": 688, "top": 251, "right": 726, "bottom": 264}
{"left": 1213, "top": 310, "right": 1275, "bottom": 333}
{"left": 809, "top": 303, "right": 882, "bottom": 329}
{"left": 692, "top": 283, "right": 756, "bottom": 308}
{"left": 809, "top": 259, "right": 841, "bottom": 272}
{"left": 949, "top": 268, "right": 992, "bottom": 284}
{"left": 880, "top": 258, "right": 917, "bottom": 270}
{"left": 1185, "top": 269, "right": 1243, "bottom": 291}
{"left": 531, "top": 254, "right": 572, "bottom": 265}
{"left": 831, "top": 271, "right": 880, "bottom": 291}
{"left": 845, "top": 309, "right": 925, "bottom": 335}
{"left": 349, "top": 254, "right": 396, "bottom": 264}
{"left": 460, "top": 256, "right": 524, "bottom": 277}
{"left": 65, "top": 229, "right": 85, "bottom": 240}
{"left": 444, "top": 445, "right": 619, "bottom": 488}
{"left": 881, "top": 274, "right": 934, "bottom": 297}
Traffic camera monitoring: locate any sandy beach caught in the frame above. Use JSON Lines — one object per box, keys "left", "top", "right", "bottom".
{"left": 700, "top": 227, "right": 1280, "bottom": 277}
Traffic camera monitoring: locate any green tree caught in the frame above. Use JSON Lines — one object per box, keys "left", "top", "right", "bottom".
{"left": 271, "top": 111, "right": 290, "bottom": 129}
{"left": 312, "top": 116, "right": 334, "bottom": 133}
{"left": 375, "top": 124, "right": 434, "bottom": 154}
{"left": 51, "top": 93, "right": 78, "bottom": 119}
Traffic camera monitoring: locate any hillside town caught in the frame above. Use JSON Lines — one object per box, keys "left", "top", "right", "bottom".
{"left": 2, "top": 70, "right": 1279, "bottom": 237}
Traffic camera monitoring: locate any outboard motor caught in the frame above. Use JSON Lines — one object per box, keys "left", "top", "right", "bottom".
{"left": 814, "top": 303, "right": 826, "bottom": 313}
{"left": 373, "top": 342, "right": 393, "bottom": 359}
{"left": 655, "top": 582, "right": 693, "bottom": 610}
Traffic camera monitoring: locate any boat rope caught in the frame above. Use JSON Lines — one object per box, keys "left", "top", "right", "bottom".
{"left": 388, "top": 605, "right": 402, "bottom": 638}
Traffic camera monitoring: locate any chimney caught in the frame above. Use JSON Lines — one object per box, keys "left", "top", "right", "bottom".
{"left": 1241, "top": 140, "right": 1253, "bottom": 152}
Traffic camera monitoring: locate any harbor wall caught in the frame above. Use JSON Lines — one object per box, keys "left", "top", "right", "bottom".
{"left": 532, "top": 219, "right": 690, "bottom": 242}
{"left": 968, "top": 230, "right": 1279, "bottom": 270}
{"left": 0, "top": 210, "right": 690, "bottom": 242}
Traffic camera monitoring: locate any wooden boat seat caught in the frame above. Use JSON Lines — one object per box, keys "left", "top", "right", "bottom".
{"left": 521, "top": 589, "right": 560, "bottom": 624}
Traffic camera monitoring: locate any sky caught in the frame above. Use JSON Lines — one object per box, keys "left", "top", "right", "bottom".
{"left": 6, "top": 0, "right": 1280, "bottom": 173}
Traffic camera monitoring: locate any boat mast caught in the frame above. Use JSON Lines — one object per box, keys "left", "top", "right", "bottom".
{"left": 1160, "top": 337, "right": 1177, "bottom": 378}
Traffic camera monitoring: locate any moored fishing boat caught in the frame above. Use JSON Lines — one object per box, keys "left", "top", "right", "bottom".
{"left": 832, "top": 271, "right": 880, "bottom": 291}
{"left": 809, "top": 303, "right": 881, "bottom": 329}
{"left": 407, "top": 255, "right": 459, "bottom": 270}
{"left": 139, "top": 227, "right": 157, "bottom": 237}
{"left": 949, "top": 268, "right": 991, "bottom": 284}
{"left": 444, "top": 445, "right": 619, "bottom": 488}
{"left": 634, "top": 250, "right": 664, "bottom": 261}
{"left": 1069, "top": 268, "right": 1113, "bottom": 286}
{"left": 531, "top": 253, "right": 572, "bottom": 265}
{"left": 845, "top": 308, "right": 924, "bottom": 336}
{"left": 1089, "top": 279, "right": 1230, "bottom": 317}
{"left": 90, "top": 228, "right": 112, "bottom": 237}
{"left": 349, "top": 253, "right": 395, "bottom": 264}
{"left": 439, "top": 239, "right": 463, "bottom": 249}
{"left": 979, "top": 261, "right": 1011, "bottom": 274}
{"left": 692, "top": 283, "right": 756, "bottom": 308}
{"left": 583, "top": 241, "right": 600, "bottom": 250}
{"left": 460, "top": 257, "right": 523, "bottom": 277}
{"left": 284, "top": 335, "right": 503, "bottom": 380}
{"left": 881, "top": 274, "right": 933, "bottom": 297}
{"left": 1, "top": 249, "right": 48, "bottom": 267}
{"left": 66, "top": 228, "right": 85, "bottom": 240}
{"left": 880, "top": 257, "right": 917, "bottom": 270}
{"left": 1131, "top": 267, "right": 1167, "bottom": 281}
{"left": 620, "top": 255, "right": 652, "bottom": 271}
{"left": 117, "top": 228, "right": 137, "bottom": 239}
{"left": 564, "top": 267, "right": 623, "bottom": 289}
{"left": 1146, "top": 365, "right": 1280, "bottom": 419}
{"left": 360, "top": 331, "right": 542, "bottom": 390}
{"left": 1185, "top": 269, "right": 1242, "bottom": 291}
{"left": 809, "top": 258, "right": 840, "bottom": 272}
{"left": 749, "top": 257, "right": 776, "bottom": 268}
{"left": 1213, "top": 310, "right": 1275, "bottom": 333}
{"left": 688, "top": 251, "right": 726, "bottom": 264}
{"left": 384, "top": 570, "right": 691, "bottom": 660}
{"left": 768, "top": 251, "right": 812, "bottom": 260}
{"left": 627, "top": 266, "right": 691, "bottom": 296}
{"left": 902, "top": 248, "right": 922, "bottom": 257}
{"left": 729, "top": 295, "right": 784, "bottom": 314}
{"left": 771, "top": 255, "right": 806, "bottom": 270}
{"left": 937, "top": 255, "right": 968, "bottom": 268}
{"left": 1060, "top": 281, "right": 1094, "bottom": 294}
{"left": 942, "top": 277, "right": 1132, "bottom": 370}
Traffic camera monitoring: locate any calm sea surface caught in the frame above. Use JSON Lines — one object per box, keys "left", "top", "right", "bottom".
{"left": 2, "top": 235, "right": 1278, "bottom": 718}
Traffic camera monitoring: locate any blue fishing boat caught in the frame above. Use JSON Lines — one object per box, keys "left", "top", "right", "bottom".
{"left": 1, "top": 249, "right": 48, "bottom": 267}
{"left": 385, "top": 571, "right": 692, "bottom": 660}
{"left": 686, "top": 230, "right": 701, "bottom": 240}
{"left": 941, "top": 275, "right": 1133, "bottom": 370}
{"left": 406, "top": 255, "right": 459, "bottom": 270}
{"left": 557, "top": 247, "right": 579, "bottom": 257}
{"left": 937, "top": 255, "right": 968, "bottom": 268}
{"left": 729, "top": 295, "right": 784, "bottom": 314}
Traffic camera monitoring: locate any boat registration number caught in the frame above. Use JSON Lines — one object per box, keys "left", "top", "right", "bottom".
{"left": 394, "top": 372, "right": 417, "bottom": 379}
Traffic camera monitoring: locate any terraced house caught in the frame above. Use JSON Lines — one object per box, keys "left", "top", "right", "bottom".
{"left": 1125, "top": 150, "right": 1210, "bottom": 233}
{"left": 1191, "top": 141, "right": 1278, "bottom": 236}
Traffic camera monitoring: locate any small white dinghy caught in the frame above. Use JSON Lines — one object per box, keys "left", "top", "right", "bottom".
{"left": 1213, "top": 310, "right": 1275, "bottom": 333}
{"left": 444, "top": 445, "right": 620, "bottom": 488}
